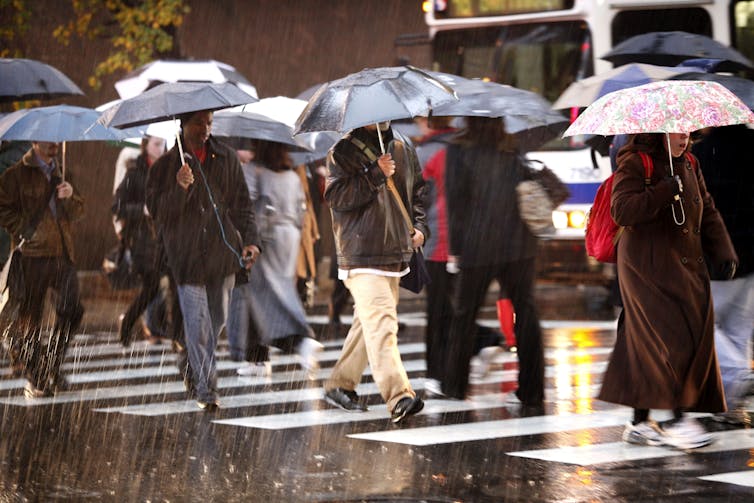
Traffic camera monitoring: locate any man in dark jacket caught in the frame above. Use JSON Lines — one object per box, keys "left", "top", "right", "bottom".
{"left": 146, "top": 110, "right": 261, "bottom": 411}
{"left": 692, "top": 125, "right": 754, "bottom": 422}
{"left": 322, "top": 122, "right": 429, "bottom": 423}
{"left": 0, "top": 141, "right": 85, "bottom": 398}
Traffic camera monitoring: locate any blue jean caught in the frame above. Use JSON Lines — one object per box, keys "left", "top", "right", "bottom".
{"left": 711, "top": 274, "right": 754, "bottom": 407}
{"left": 177, "top": 275, "right": 234, "bottom": 402}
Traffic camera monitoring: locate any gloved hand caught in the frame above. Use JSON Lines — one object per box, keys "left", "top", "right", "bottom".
{"left": 664, "top": 174, "right": 683, "bottom": 196}
{"left": 712, "top": 260, "right": 738, "bottom": 280}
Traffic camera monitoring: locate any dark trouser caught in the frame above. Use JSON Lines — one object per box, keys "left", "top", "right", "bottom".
{"left": 6, "top": 256, "right": 83, "bottom": 389}
{"left": 443, "top": 259, "right": 544, "bottom": 405}
{"left": 425, "top": 261, "right": 454, "bottom": 381}
{"left": 120, "top": 269, "right": 161, "bottom": 343}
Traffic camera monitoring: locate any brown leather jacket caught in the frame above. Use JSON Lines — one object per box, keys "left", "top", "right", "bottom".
{"left": 0, "top": 149, "right": 84, "bottom": 262}
{"left": 325, "top": 127, "right": 428, "bottom": 268}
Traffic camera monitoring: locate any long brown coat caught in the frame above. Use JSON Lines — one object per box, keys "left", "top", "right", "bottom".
{"left": 598, "top": 140, "right": 736, "bottom": 412}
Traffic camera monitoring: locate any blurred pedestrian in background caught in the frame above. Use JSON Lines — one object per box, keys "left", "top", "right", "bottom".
{"left": 146, "top": 110, "right": 261, "bottom": 411}
{"left": 414, "top": 116, "right": 503, "bottom": 398}
{"left": 323, "top": 122, "right": 428, "bottom": 423}
{"left": 600, "top": 132, "right": 737, "bottom": 449}
{"left": 443, "top": 117, "right": 545, "bottom": 408}
{"left": 0, "top": 141, "right": 85, "bottom": 398}
{"left": 294, "top": 163, "right": 320, "bottom": 309}
{"left": 692, "top": 124, "right": 754, "bottom": 424}
{"left": 228, "top": 139, "right": 322, "bottom": 379}
{"left": 112, "top": 135, "right": 170, "bottom": 346}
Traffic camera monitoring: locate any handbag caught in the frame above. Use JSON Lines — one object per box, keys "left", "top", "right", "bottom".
{"left": 386, "top": 177, "right": 431, "bottom": 294}
{"left": 516, "top": 159, "right": 570, "bottom": 236}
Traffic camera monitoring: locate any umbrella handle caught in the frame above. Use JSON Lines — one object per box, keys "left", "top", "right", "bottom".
{"left": 174, "top": 118, "right": 186, "bottom": 164}
{"left": 61, "top": 141, "right": 66, "bottom": 182}
{"left": 665, "top": 133, "right": 686, "bottom": 226}
{"left": 376, "top": 123, "right": 385, "bottom": 154}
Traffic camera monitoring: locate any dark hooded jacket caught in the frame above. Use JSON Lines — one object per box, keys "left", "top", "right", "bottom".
{"left": 146, "top": 135, "right": 259, "bottom": 285}
{"left": 325, "top": 127, "right": 429, "bottom": 268}
{"left": 598, "top": 135, "right": 736, "bottom": 412}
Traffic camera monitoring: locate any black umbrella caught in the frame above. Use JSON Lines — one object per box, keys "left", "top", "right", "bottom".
{"left": 0, "top": 58, "right": 83, "bottom": 103}
{"left": 670, "top": 72, "right": 754, "bottom": 111}
{"left": 293, "top": 66, "right": 457, "bottom": 145}
{"left": 432, "top": 79, "right": 569, "bottom": 151}
{"left": 601, "top": 31, "right": 754, "bottom": 72}
{"left": 98, "top": 81, "right": 257, "bottom": 130}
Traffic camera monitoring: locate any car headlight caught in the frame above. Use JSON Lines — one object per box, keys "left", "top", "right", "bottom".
{"left": 552, "top": 210, "right": 569, "bottom": 229}
{"left": 568, "top": 210, "right": 586, "bottom": 229}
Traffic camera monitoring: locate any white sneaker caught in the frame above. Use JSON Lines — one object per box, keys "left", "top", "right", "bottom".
{"left": 424, "top": 378, "right": 445, "bottom": 397}
{"left": 662, "top": 417, "right": 713, "bottom": 450}
{"left": 236, "top": 362, "right": 272, "bottom": 377}
{"left": 622, "top": 420, "right": 665, "bottom": 446}
{"left": 297, "top": 337, "right": 324, "bottom": 379}
{"left": 470, "top": 345, "right": 503, "bottom": 380}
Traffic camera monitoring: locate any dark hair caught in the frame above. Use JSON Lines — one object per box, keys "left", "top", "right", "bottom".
{"left": 627, "top": 132, "right": 689, "bottom": 156}
{"left": 252, "top": 139, "right": 293, "bottom": 171}
{"left": 454, "top": 116, "right": 518, "bottom": 152}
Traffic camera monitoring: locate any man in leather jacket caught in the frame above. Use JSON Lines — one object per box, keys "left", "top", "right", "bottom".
{"left": 322, "top": 122, "right": 429, "bottom": 423}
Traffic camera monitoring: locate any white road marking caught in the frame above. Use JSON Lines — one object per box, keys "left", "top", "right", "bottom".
{"left": 698, "top": 470, "right": 754, "bottom": 488}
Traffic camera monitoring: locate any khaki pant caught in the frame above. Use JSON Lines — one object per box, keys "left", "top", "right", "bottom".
{"left": 324, "top": 273, "right": 414, "bottom": 411}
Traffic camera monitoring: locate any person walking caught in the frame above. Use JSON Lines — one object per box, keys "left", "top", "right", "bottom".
{"left": 323, "top": 122, "right": 428, "bottom": 423}
{"left": 146, "top": 110, "right": 261, "bottom": 411}
{"left": 228, "top": 139, "right": 322, "bottom": 378}
{"left": 599, "top": 132, "right": 737, "bottom": 449}
{"left": 0, "top": 141, "right": 85, "bottom": 397}
{"left": 112, "top": 135, "right": 169, "bottom": 346}
{"left": 692, "top": 125, "right": 754, "bottom": 423}
{"left": 443, "top": 117, "right": 545, "bottom": 408}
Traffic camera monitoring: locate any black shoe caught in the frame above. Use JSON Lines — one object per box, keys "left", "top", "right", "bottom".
{"left": 197, "top": 399, "right": 219, "bottom": 412}
{"left": 325, "top": 387, "right": 368, "bottom": 412}
{"left": 391, "top": 396, "right": 424, "bottom": 423}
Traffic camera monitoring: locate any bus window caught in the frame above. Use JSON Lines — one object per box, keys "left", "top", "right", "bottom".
{"left": 734, "top": 1, "right": 754, "bottom": 63}
{"left": 611, "top": 8, "right": 712, "bottom": 46}
{"left": 432, "top": 21, "right": 591, "bottom": 150}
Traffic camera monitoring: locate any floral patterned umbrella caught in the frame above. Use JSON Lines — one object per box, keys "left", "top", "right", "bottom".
{"left": 562, "top": 80, "right": 754, "bottom": 137}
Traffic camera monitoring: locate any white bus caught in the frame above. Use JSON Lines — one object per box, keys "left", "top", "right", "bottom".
{"left": 419, "top": 0, "right": 754, "bottom": 283}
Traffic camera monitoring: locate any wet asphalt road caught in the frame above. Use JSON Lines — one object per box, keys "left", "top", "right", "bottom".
{"left": 0, "top": 285, "right": 752, "bottom": 502}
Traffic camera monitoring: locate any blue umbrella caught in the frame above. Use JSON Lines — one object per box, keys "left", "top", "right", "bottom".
{"left": 0, "top": 105, "right": 132, "bottom": 179}
{"left": 0, "top": 105, "right": 130, "bottom": 142}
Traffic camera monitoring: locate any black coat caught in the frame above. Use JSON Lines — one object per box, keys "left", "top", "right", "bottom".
{"left": 112, "top": 155, "right": 158, "bottom": 274}
{"left": 445, "top": 143, "right": 537, "bottom": 267}
{"left": 692, "top": 125, "right": 754, "bottom": 277}
{"left": 146, "top": 136, "right": 260, "bottom": 285}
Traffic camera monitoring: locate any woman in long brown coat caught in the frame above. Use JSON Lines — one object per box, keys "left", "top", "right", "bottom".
{"left": 598, "top": 132, "right": 737, "bottom": 450}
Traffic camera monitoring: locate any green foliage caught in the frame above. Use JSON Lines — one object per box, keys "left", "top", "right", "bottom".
{"left": 53, "top": 0, "right": 190, "bottom": 89}
{"left": 0, "top": 0, "right": 31, "bottom": 57}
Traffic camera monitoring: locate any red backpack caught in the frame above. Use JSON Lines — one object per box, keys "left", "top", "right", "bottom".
{"left": 585, "top": 151, "right": 697, "bottom": 263}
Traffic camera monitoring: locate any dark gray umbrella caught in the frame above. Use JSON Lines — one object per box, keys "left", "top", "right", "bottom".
{"left": 433, "top": 79, "right": 569, "bottom": 151}
{"left": 0, "top": 58, "right": 84, "bottom": 103}
{"left": 98, "top": 81, "right": 258, "bottom": 129}
{"left": 601, "top": 31, "right": 754, "bottom": 72}
{"left": 293, "top": 66, "right": 458, "bottom": 137}
{"left": 670, "top": 72, "right": 754, "bottom": 111}
{"left": 212, "top": 110, "right": 311, "bottom": 150}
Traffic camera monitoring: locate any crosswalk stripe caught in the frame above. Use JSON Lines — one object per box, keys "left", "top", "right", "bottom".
{"left": 506, "top": 428, "right": 753, "bottom": 465}
{"left": 213, "top": 391, "right": 510, "bottom": 430}
{"left": 698, "top": 470, "right": 754, "bottom": 488}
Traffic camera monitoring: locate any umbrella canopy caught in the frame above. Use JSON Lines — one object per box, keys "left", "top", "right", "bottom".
{"left": 0, "top": 105, "right": 131, "bottom": 142}
{"left": 552, "top": 63, "right": 691, "bottom": 109}
{"left": 0, "top": 58, "right": 83, "bottom": 103}
{"left": 115, "top": 59, "right": 257, "bottom": 100}
{"left": 433, "top": 79, "right": 568, "bottom": 151}
{"left": 212, "top": 110, "right": 311, "bottom": 150}
{"left": 293, "top": 65, "right": 458, "bottom": 135}
{"left": 237, "top": 96, "right": 308, "bottom": 127}
{"left": 670, "top": 72, "right": 754, "bottom": 111}
{"left": 601, "top": 31, "right": 754, "bottom": 72}
{"left": 99, "top": 82, "right": 258, "bottom": 129}
{"left": 563, "top": 80, "right": 754, "bottom": 137}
